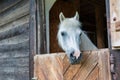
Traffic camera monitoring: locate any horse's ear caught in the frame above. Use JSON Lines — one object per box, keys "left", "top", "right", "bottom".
{"left": 59, "top": 12, "right": 65, "bottom": 22}
{"left": 74, "top": 11, "right": 79, "bottom": 20}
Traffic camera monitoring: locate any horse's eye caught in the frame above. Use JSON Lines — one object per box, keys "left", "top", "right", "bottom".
{"left": 79, "top": 32, "right": 82, "bottom": 36}
{"left": 61, "top": 32, "right": 67, "bottom": 36}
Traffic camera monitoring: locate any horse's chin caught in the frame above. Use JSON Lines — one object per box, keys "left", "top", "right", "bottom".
{"left": 69, "top": 54, "right": 82, "bottom": 64}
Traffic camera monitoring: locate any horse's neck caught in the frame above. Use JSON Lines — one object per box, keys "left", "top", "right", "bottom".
{"left": 80, "top": 32, "right": 97, "bottom": 51}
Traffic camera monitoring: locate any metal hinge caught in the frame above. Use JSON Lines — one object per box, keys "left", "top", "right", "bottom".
{"left": 110, "top": 54, "right": 115, "bottom": 73}
{"left": 32, "top": 77, "right": 37, "bottom": 80}
{"left": 110, "top": 53, "right": 117, "bottom": 80}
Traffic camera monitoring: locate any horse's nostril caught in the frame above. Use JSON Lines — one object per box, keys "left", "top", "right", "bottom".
{"left": 70, "top": 51, "right": 74, "bottom": 57}
{"left": 70, "top": 51, "right": 76, "bottom": 61}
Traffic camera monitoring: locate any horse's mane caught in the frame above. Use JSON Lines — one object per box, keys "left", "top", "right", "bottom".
{"left": 80, "top": 31, "right": 98, "bottom": 51}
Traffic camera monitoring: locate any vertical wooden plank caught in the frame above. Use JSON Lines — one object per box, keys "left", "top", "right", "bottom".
{"left": 29, "top": 0, "right": 47, "bottom": 79}
{"left": 95, "top": 6, "right": 105, "bottom": 48}
{"left": 105, "top": 1, "right": 115, "bottom": 79}
{"left": 34, "top": 54, "right": 63, "bottom": 80}
{"left": 98, "top": 49, "right": 111, "bottom": 80}
{"left": 36, "top": 0, "right": 47, "bottom": 54}
{"left": 29, "top": 0, "right": 37, "bottom": 79}
{"left": 106, "top": 0, "right": 120, "bottom": 80}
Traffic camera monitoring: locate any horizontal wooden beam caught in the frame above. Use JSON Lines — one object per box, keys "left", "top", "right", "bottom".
{"left": 0, "top": 66, "right": 29, "bottom": 80}
{"left": 0, "top": 0, "right": 21, "bottom": 13}
{"left": 0, "top": 50, "right": 29, "bottom": 59}
{"left": 0, "top": 31, "right": 29, "bottom": 45}
{"left": 0, "top": 57, "right": 29, "bottom": 67}
{"left": 0, "top": 40, "right": 29, "bottom": 52}
{"left": 0, "top": 23, "right": 29, "bottom": 40}
{"left": 0, "top": 0, "right": 29, "bottom": 26}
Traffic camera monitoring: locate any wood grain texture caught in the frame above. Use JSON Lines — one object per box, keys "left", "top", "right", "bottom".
{"left": 95, "top": 6, "right": 105, "bottom": 48}
{"left": 64, "top": 51, "right": 91, "bottom": 80}
{"left": 0, "top": 0, "right": 29, "bottom": 26}
{"left": 85, "top": 66, "right": 99, "bottom": 80}
{"left": 29, "top": 0, "right": 37, "bottom": 79}
{"left": 98, "top": 49, "right": 111, "bottom": 80}
{"left": 0, "top": 23, "right": 29, "bottom": 40}
{"left": 0, "top": 0, "right": 30, "bottom": 79}
{"left": 34, "top": 49, "right": 111, "bottom": 80}
{"left": 0, "top": 0, "right": 21, "bottom": 13}
{"left": 72, "top": 51, "right": 98, "bottom": 80}
{"left": 109, "top": 0, "right": 120, "bottom": 49}
{"left": 0, "top": 66, "right": 29, "bottom": 80}
{"left": 34, "top": 54, "right": 64, "bottom": 80}
{"left": 36, "top": 0, "right": 47, "bottom": 54}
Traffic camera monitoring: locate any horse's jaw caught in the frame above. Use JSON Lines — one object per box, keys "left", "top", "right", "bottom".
{"left": 80, "top": 32, "right": 98, "bottom": 51}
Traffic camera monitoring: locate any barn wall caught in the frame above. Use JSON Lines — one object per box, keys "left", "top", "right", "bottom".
{"left": 0, "top": 0, "right": 30, "bottom": 80}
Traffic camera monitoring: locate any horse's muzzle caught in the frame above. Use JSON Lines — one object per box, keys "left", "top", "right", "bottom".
{"left": 69, "top": 53, "right": 82, "bottom": 64}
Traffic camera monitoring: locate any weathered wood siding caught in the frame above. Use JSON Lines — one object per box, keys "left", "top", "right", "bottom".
{"left": 34, "top": 49, "right": 111, "bottom": 80}
{"left": 109, "top": 0, "right": 120, "bottom": 49}
{"left": 0, "top": 0, "right": 30, "bottom": 80}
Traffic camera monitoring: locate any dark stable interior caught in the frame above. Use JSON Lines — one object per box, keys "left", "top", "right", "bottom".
{"left": 49, "top": 0, "right": 108, "bottom": 53}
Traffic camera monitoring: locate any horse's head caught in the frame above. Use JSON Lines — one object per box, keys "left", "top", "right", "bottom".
{"left": 57, "top": 12, "right": 83, "bottom": 64}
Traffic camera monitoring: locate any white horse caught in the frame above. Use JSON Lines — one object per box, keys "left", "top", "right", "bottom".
{"left": 57, "top": 12, "right": 97, "bottom": 64}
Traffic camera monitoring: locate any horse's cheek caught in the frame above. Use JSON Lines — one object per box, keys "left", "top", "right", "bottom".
{"left": 60, "top": 38, "right": 68, "bottom": 51}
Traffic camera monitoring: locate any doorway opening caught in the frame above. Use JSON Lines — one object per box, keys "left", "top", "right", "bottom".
{"left": 49, "top": 0, "right": 108, "bottom": 53}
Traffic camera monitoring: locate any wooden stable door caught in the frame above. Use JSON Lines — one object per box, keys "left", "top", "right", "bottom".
{"left": 33, "top": 49, "right": 111, "bottom": 80}
{"left": 109, "top": 0, "right": 120, "bottom": 49}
